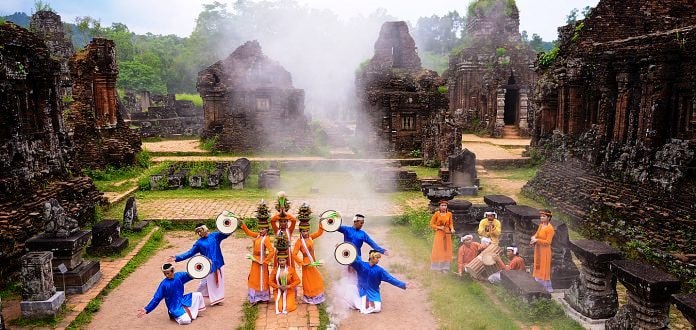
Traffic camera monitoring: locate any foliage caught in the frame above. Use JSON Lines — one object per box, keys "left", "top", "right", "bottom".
{"left": 495, "top": 47, "right": 506, "bottom": 57}
{"left": 0, "top": 281, "right": 22, "bottom": 299}
{"left": 493, "top": 286, "right": 579, "bottom": 326}
{"left": 33, "top": 0, "right": 54, "bottom": 13}
{"left": 237, "top": 301, "right": 258, "bottom": 330}
{"left": 402, "top": 166, "right": 439, "bottom": 179}
{"left": 117, "top": 61, "right": 167, "bottom": 95}
{"left": 355, "top": 58, "right": 370, "bottom": 75}
{"left": 528, "top": 33, "right": 554, "bottom": 53}
{"left": 468, "top": 0, "right": 517, "bottom": 17}
{"left": 175, "top": 93, "right": 203, "bottom": 107}
{"left": 136, "top": 150, "right": 151, "bottom": 168}
{"left": 413, "top": 11, "right": 465, "bottom": 55}
{"left": 62, "top": 95, "right": 74, "bottom": 104}
{"left": 408, "top": 149, "right": 423, "bottom": 158}
{"left": 318, "top": 303, "right": 330, "bottom": 329}
{"left": 571, "top": 21, "right": 585, "bottom": 42}
{"left": 436, "top": 85, "right": 448, "bottom": 94}
{"left": 537, "top": 46, "right": 559, "bottom": 69}
{"left": 421, "top": 51, "right": 449, "bottom": 74}
{"left": 200, "top": 137, "right": 218, "bottom": 152}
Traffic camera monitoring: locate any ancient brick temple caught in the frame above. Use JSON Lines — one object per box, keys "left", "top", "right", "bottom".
{"left": 0, "top": 23, "right": 101, "bottom": 280}
{"left": 197, "top": 41, "right": 311, "bottom": 152}
{"left": 30, "top": 10, "right": 74, "bottom": 100}
{"left": 68, "top": 38, "right": 141, "bottom": 168}
{"left": 357, "top": 21, "right": 460, "bottom": 163}
{"left": 124, "top": 92, "right": 204, "bottom": 137}
{"left": 524, "top": 0, "right": 696, "bottom": 284}
{"left": 447, "top": 0, "right": 536, "bottom": 138}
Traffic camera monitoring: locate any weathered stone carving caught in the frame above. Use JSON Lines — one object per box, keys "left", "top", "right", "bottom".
{"left": 87, "top": 220, "right": 128, "bottom": 255}
{"left": 447, "top": 149, "right": 479, "bottom": 195}
{"left": 43, "top": 199, "right": 79, "bottom": 238}
{"left": 19, "top": 251, "right": 65, "bottom": 318}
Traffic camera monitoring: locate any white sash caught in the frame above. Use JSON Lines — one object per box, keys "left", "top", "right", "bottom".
{"left": 259, "top": 235, "right": 266, "bottom": 290}
{"left": 300, "top": 237, "right": 315, "bottom": 264}
{"left": 274, "top": 266, "right": 288, "bottom": 314}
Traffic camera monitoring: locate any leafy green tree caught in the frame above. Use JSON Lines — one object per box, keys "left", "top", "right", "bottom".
{"left": 117, "top": 61, "right": 167, "bottom": 94}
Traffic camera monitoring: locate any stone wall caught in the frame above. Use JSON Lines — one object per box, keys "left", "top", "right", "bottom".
{"left": 125, "top": 92, "right": 204, "bottom": 137}
{"left": 29, "top": 11, "right": 74, "bottom": 99}
{"left": 197, "top": 40, "right": 311, "bottom": 153}
{"left": 357, "top": 21, "right": 460, "bottom": 163}
{"left": 447, "top": 0, "right": 536, "bottom": 138}
{"left": 67, "top": 38, "right": 142, "bottom": 169}
{"left": 525, "top": 0, "right": 696, "bottom": 284}
{"left": 0, "top": 23, "right": 101, "bottom": 281}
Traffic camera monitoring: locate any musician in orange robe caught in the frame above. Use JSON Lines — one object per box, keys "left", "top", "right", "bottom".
{"left": 240, "top": 214, "right": 275, "bottom": 304}
{"left": 269, "top": 235, "right": 301, "bottom": 314}
{"left": 531, "top": 209, "right": 555, "bottom": 292}
{"left": 488, "top": 246, "right": 526, "bottom": 283}
{"left": 457, "top": 234, "right": 481, "bottom": 276}
{"left": 430, "top": 200, "right": 455, "bottom": 272}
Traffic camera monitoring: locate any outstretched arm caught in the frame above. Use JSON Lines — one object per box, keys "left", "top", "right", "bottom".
{"left": 240, "top": 222, "right": 259, "bottom": 238}
{"left": 288, "top": 214, "right": 298, "bottom": 234}
{"left": 363, "top": 232, "right": 385, "bottom": 254}
{"left": 143, "top": 283, "right": 165, "bottom": 314}
{"left": 175, "top": 242, "right": 200, "bottom": 262}
{"left": 310, "top": 225, "right": 324, "bottom": 239}
{"left": 381, "top": 268, "right": 407, "bottom": 290}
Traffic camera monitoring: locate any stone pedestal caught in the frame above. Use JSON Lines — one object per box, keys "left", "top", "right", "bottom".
{"left": 565, "top": 240, "right": 622, "bottom": 319}
{"left": 421, "top": 183, "right": 458, "bottom": 211}
{"left": 507, "top": 204, "right": 539, "bottom": 264}
{"left": 447, "top": 149, "right": 479, "bottom": 195}
{"left": 448, "top": 199, "right": 473, "bottom": 233}
{"left": 25, "top": 230, "right": 101, "bottom": 294}
{"left": 484, "top": 195, "right": 517, "bottom": 247}
{"left": 259, "top": 169, "right": 280, "bottom": 188}
{"left": 20, "top": 252, "right": 66, "bottom": 318}
{"left": 606, "top": 260, "right": 680, "bottom": 330}
{"left": 87, "top": 220, "right": 128, "bottom": 255}
{"left": 532, "top": 218, "right": 579, "bottom": 289}
{"left": 671, "top": 293, "right": 696, "bottom": 327}
{"left": 207, "top": 168, "right": 224, "bottom": 188}
{"left": 500, "top": 270, "right": 551, "bottom": 302}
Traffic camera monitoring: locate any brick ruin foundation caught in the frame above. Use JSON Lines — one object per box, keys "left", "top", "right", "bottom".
{"left": 447, "top": 0, "right": 536, "bottom": 138}
{"left": 523, "top": 0, "right": 696, "bottom": 284}
{"left": 197, "top": 40, "right": 311, "bottom": 153}
{"left": 29, "top": 10, "right": 74, "bottom": 100}
{"left": 67, "top": 38, "right": 142, "bottom": 168}
{"left": 356, "top": 21, "right": 460, "bottom": 164}
{"left": 124, "top": 92, "right": 204, "bottom": 137}
{"left": 0, "top": 23, "right": 102, "bottom": 280}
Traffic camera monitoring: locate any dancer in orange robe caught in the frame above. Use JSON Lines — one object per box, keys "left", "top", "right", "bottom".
{"left": 293, "top": 223, "right": 325, "bottom": 304}
{"left": 269, "top": 235, "right": 301, "bottom": 314}
{"left": 240, "top": 219, "right": 275, "bottom": 304}
{"left": 532, "top": 209, "right": 555, "bottom": 292}
{"left": 430, "top": 200, "right": 455, "bottom": 272}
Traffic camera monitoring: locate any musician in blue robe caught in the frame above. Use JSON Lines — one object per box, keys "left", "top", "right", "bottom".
{"left": 350, "top": 251, "right": 410, "bottom": 314}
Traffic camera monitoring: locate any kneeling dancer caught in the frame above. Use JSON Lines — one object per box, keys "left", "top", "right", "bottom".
{"left": 351, "top": 250, "right": 410, "bottom": 314}
{"left": 269, "top": 232, "right": 301, "bottom": 314}
{"left": 137, "top": 263, "right": 206, "bottom": 325}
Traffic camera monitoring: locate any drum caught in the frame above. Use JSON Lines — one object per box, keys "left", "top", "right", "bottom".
{"left": 187, "top": 255, "right": 212, "bottom": 279}
{"left": 216, "top": 211, "right": 239, "bottom": 234}
{"left": 334, "top": 242, "right": 357, "bottom": 265}
{"left": 319, "top": 210, "right": 342, "bottom": 232}
{"left": 464, "top": 256, "right": 487, "bottom": 280}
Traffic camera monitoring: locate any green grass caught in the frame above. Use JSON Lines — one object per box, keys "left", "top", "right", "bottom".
{"left": 0, "top": 281, "right": 21, "bottom": 300}
{"left": 175, "top": 93, "right": 203, "bottom": 107}
{"left": 490, "top": 166, "right": 539, "bottom": 181}
{"left": 67, "top": 228, "right": 165, "bottom": 329}
{"left": 318, "top": 303, "right": 330, "bottom": 329}
{"left": 402, "top": 166, "right": 439, "bottom": 179}
{"left": 9, "top": 305, "right": 68, "bottom": 328}
{"left": 237, "top": 301, "right": 258, "bottom": 330}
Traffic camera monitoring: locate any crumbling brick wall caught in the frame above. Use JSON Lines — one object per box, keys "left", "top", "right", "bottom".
{"left": 525, "top": 0, "right": 696, "bottom": 283}
{"left": 0, "top": 23, "right": 102, "bottom": 281}
{"left": 30, "top": 10, "right": 74, "bottom": 99}
{"left": 68, "top": 38, "right": 141, "bottom": 168}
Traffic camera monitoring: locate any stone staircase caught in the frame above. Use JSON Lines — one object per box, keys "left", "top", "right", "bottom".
{"left": 502, "top": 125, "right": 520, "bottom": 138}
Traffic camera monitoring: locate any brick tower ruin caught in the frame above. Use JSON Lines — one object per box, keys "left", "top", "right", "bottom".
{"left": 447, "top": 0, "right": 536, "bottom": 138}
{"left": 197, "top": 40, "right": 311, "bottom": 153}
{"left": 357, "top": 21, "right": 460, "bottom": 164}
{"left": 524, "top": 0, "right": 696, "bottom": 284}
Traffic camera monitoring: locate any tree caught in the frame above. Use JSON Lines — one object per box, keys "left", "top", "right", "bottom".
{"left": 117, "top": 61, "right": 167, "bottom": 94}
{"left": 566, "top": 8, "right": 579, "bottom": 25}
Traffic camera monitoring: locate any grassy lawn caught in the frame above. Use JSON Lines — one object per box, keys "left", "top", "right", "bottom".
{"left": 402, "top": 165, "right": 439, "bottom": 179}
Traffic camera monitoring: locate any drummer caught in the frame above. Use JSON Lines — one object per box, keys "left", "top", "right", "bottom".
{"left": 337, "top": 214, "right": 388, "bottom": 259}
{"left": 168, "top": 223, "right": 231, "bottom": 306}
{"left": 488, "top": 246, "right": 526, "bottom": 283}
{"left": 350, "top": 250, "right": 411, "bottom": 314}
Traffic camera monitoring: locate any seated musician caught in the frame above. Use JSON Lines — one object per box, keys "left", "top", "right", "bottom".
{"left": 457, "top": 235, "right": 481, "bottom": 276}
{"left": 487, "top": 246, "right": 526, "bottom": 284}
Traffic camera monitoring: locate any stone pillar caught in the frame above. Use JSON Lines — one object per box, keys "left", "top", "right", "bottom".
{"left": 494, "top": 88, "right": 506, "bottom": 137}
{"left": 506, "top": 204, "right": 539, "bottom": 266}
{"left": 518, "top": 89, "right": 529, "bottom": 137}
{"left": 483, "top": 195, "right": 516, "bottom": 247}
{"left": 565, "top": 240, "right": 623, "bottom": 319}
{"left": 671, "top": 293, "right": 696, "bottom": 327}
{"left": 606, "top": 260, "right": 680, "bottom": 330}
{"left": 20, "top": 252, "right": 65, "bottom": 318}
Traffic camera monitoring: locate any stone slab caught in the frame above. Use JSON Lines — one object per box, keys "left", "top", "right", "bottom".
{"left": 54, "top": 260, "right": 101, "bottom": 294}
{"left": 506, "top": 205, "right": 539, "bottom": 220}
{"left": 500, "top": 270, "right": 551, "bottom": 302}
{"left": 20, "top": 291, "right": 65, "bottom": 318}
{"left": 483, "top": 195, "right": 516, "bottom": 207}
{"left": 609, "top": 260, "right": 680, "bottom": 301}
{"left": 90, "top": 220, "right": 121, "bottom": 246}
{"left": 25, "top": 230, "right": 91, "bottom": 260}
{"left": 554, "top": 291, "right": 609, "bottom": 330}
{"left": 86, "top": 237, "right": 128, "bottom": 255}
{"left": 132, "top": 221, "right": 149, "bottom": 232}
{"left": 671, "top": 293, "right": 696, "bottom": 326}
{"left": 570, "top": 240, "right": 622, "bottom": 267}
{"left": 456, "top": 186, "right": 478, "bottom": 195}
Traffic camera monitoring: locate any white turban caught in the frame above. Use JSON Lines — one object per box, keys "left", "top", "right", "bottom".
{"left": 481, "top": 237, "right": 492, "bottom": 245}
{"left": 507, "top": 246, "right": 518, "bottom": 255}
{"left": 484, "top": 211, "right": 497, "bottom": 218}
{"left": 460, "top": 234, "right": 473, "bottom": 242}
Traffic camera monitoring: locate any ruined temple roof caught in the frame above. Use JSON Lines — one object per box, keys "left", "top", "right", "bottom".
{"left": 197, "top": 40, "right": 294, "bottom": 92}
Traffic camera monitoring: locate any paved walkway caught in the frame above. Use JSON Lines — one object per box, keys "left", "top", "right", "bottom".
{"left": 138, "top": 197, "right": 401, "bottom": 221}
{"left": 462, "top": 133, "right": 531, "bottom": 146}
{"left": 143, "top": 139, "right": 206, "bottom": 153}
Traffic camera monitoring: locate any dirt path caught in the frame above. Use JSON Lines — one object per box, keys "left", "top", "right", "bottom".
{"left": 320, "top": 218, "right": 438, "bottom": 330}
{"left": 87, "top": 232, "right": 247, "bottom": 329}
{"left": 143, "top": 139, "right": 206, "bottom": 153}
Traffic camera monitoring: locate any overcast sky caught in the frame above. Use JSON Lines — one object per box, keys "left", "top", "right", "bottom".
{"left": 2, "top": 0, "right": 598, "bottom": 41}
